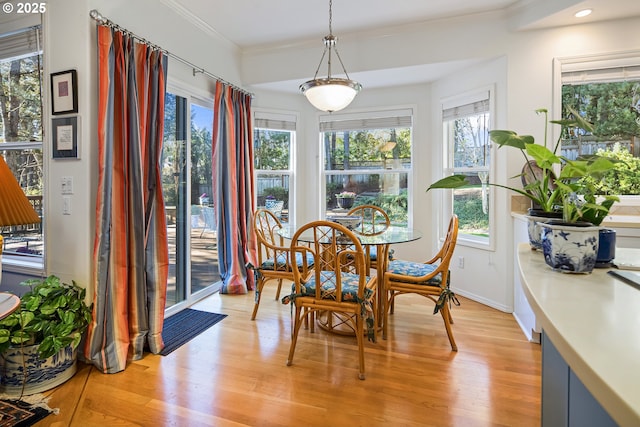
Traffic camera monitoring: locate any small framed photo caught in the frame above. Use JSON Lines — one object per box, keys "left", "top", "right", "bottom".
{"left": 52, "top": 116, "right": 79, "bottom": 159}
{"left": 51, "top": 69, "right": 78, "bottom": 115}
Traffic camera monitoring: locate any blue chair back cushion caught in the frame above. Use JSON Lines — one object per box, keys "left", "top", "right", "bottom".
{"left": 387, "top": 259, "right": 442, "bottom": 286}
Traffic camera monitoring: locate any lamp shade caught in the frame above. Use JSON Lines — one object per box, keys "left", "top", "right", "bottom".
{"left": 300, "top": 78, "right": 361, "bottom": 113}
{"left": 0, "top": 154, "right": 41, "bottom": 227}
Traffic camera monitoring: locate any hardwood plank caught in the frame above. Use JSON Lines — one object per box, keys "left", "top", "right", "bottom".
{"left": 34, "top": 286, "right": 541, "bottom": 426}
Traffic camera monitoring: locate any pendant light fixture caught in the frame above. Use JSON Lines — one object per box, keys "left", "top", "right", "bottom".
{"left": 300, "top": 0, "right": 362, "bottom": 112}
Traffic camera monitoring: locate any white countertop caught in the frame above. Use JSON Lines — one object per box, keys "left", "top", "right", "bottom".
{"left": 517, "top": 244, "right": 640, "bottom": 427}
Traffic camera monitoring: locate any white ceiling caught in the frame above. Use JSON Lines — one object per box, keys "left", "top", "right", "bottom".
{"left": 160, "top": 0, "right": 640, "bottom": 92}
{"left": 163, "top": 0, "right": 640, "bottom": 49}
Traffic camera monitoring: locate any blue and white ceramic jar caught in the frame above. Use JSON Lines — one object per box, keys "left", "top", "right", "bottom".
{"left": 539, "top": 221, "right": 600, "bottom": 274}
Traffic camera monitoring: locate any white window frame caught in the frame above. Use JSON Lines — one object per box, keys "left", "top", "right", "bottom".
{"left": 318, "top": 107, "right": 414, "bottom": 226}
{"left": 441, "top": 87, "right": 495, "bottom": 250}
{"left": 553, "top": 51, "right": 640, "bottom": 206}
{"left": 253, "top": 109, "right": 297, "bottom": 216}
{"left": 1, "top": 16, "right": 45, "bottom": 274}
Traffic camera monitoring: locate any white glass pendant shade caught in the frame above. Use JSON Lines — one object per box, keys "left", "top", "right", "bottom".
{"left": 300, "top": 78, "right": 361, "bottom": 112}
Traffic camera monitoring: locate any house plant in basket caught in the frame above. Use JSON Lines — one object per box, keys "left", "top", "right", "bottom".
{"left": 0, "top": 275, "right": 93, "bottom": 396}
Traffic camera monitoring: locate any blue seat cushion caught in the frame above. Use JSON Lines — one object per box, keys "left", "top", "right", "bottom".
{"left": 368, "top": 246, "right": 394, "bottom": 261}
{"left": 260, "top": 252, "right": 314, "bottom": 271}
{"left": 386, "top": 259, "right": 442, "bottom": 286}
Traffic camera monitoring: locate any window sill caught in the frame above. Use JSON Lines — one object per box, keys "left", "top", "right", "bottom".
{"left": 1, "top": 255, "right": 44, "bottom": 276}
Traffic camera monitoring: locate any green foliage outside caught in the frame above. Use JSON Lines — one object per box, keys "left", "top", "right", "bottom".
{"left": 324, "top": 128, "right": 411, "bottom": 170}
{"left": 562, "top": 80, "right": 640, "bottom": 195}
{"left": 162, "top": 94, "right": 213, "bottom": 207}
{"left": 454, "top": 188, "right": 489, "bottom": 236}
{"left": 579, "top": 143, "right": 640, "bottom": 195}
{"left": 254, "top": 129, "right": 290, "bottom": 170}
{"left": 562, "top": 81, "right": 640, "bottom": 140}
{"left": 354, "top": 190, "right": 408, "bottom": 225}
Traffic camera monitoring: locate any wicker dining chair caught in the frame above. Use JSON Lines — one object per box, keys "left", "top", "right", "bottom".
{"left": 383, "top": 215, "right": 460, "bottom": 350}
{"left": 251, "top": 208, "right": 312, "bottom": 320}
{"left": 347, "top": 205, "right": 392, "bottom": 275}
{"left": 284, "top": 220, "right": 377, "bottom": 380}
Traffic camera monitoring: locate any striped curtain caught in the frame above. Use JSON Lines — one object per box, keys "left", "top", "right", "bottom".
{"left": 212, "top": 81, "right": 257, "bottom": 294}
{"left": 85, "top": 25, "right": 169, "bottom": 373}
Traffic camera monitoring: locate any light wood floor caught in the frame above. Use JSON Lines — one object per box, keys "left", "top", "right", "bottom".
{"left": 35, "top": 284, "right": 541, "bottom": 427}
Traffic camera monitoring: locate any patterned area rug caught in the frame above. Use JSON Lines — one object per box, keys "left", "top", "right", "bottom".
{"left": 0, "top": 399, "right": 52, "bottom": 427}
{"left": 160, "top": 309, "right": 227, "bottom": 356}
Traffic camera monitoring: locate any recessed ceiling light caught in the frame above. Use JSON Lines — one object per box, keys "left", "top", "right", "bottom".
{"left": 575, "top": 9, "right": 593, "bottom": 18}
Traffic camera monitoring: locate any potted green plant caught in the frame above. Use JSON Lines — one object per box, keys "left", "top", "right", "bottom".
{"left": 537, "top": 155, "right": 618, "bottom": 273}
{"left": 336, "top": 191, "right": 356, "bottom": 209}
{"left": 0, "top": 275, "right": 93, "bottom": 395}
{"left": 427, "top": 108, "right": 618, "bottom": 248}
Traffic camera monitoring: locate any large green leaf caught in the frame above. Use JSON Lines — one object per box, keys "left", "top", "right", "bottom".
{"left": 489, "top": 130, "right": 534, "bottom": 150}
{"left": 525, "top": 144, "right": 560, "bottom": 169}
{"left": 426, "top": 175, "right": 470, "bottom": 191}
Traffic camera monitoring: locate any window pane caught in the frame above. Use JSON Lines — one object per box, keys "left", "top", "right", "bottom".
{"left": 0, "top": 53, "right": 43, "bottom": 143}
{"left": 443, "top": 95, "right": 492, "bottom": 246}
{"left": 453, "top": 172, "right": 490, "bottom": 238}
{"left": 190, "top": 103, "right": 218, "bottom": 294}
{"left": 324, "top": 128, "right": 411, "bottom": 170}
{"left": 325, "top": 172, "right": 409, "bottom": 226}
{"left": 322, "top": 125, "right": 411, "bottom": 225}
{"left": 0, "top": 147, "right": 43, "bottom": 258}
{"left": 561, "top": 80, "right": 640, "bottom": 195}
{"left": 451, "top": 113, "right": 491, "bottom": 169}
{"left": 254, "top": 125, "right": 293, "bottom": 221}
{"left": 0, "top": 24, "right": 44, "bottom": 267}
{"left": 254, "top": 129, "right": 290, "bottom": 170}
{"left": 163, "top": 94, "right": 219, "bottom": 308}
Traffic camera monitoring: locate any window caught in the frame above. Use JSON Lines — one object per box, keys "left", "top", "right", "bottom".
{"left": 558, "top": 53, "right": 640, "bottom": 196}
{"left": 321, "top": 109, "right": 412, "bottom": 226}
{"left": 0, "top": 19, "right": 44, "bottom": 269}
{"left": 254, "top": 112, "right": 296, "bottom": 221}
{"left": 442, "top": 91, "right": 493, "bottom": 247}
{"left": 162, "top": 90, "right": 219, "bottom": 309}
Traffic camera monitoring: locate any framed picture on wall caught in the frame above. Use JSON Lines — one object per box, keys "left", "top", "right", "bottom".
{"left": 50, "top": 69, "right": 78, "bottom": 115}
{"left": 52, "top": 116, "right": 79, "bottom": 159}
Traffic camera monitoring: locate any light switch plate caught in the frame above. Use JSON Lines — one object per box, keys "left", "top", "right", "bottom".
{"left": 61, "top": 176, "right": 73, "bottom": 194}
{"left": 63, "top": 196, "right": 71, "bottom": 215}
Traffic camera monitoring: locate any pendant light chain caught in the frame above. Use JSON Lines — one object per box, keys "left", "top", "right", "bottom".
{"left": 329, "top": 0, "right": 333, "bottom": 35}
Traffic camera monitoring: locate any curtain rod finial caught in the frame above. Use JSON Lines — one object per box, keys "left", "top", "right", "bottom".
{"left": 90, "top": 10, "right": 107, "bottom": 25}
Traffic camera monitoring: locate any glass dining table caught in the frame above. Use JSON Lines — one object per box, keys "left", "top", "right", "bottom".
{"left": 277, "top": 224, "right": 423, "bottom": 333}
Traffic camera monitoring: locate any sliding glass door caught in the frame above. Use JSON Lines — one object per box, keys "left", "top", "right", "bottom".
{"left": 163, "top": 91, "right": 220, "bottom": 309}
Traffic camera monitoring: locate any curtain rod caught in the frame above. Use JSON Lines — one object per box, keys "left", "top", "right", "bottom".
{"left": 88, "top": 9, "right": 254, "bottom": 98}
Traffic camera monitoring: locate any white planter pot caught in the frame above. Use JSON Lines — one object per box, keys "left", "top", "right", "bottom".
{"left": 0, "top": 343, "right": 77, "bottom": 396}
{"left": 526, "top": 210, "right": 563, "bottom": 250}
{"left": 540, "top": 221, "right": 600, "bottom": 274}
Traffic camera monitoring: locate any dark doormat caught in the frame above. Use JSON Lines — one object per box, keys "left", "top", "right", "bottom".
{"left": 0, "top": 399, "right": 52, "bottom": 427}
{"left": 160, "top": 309, "right": 227, "bottom": 356}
